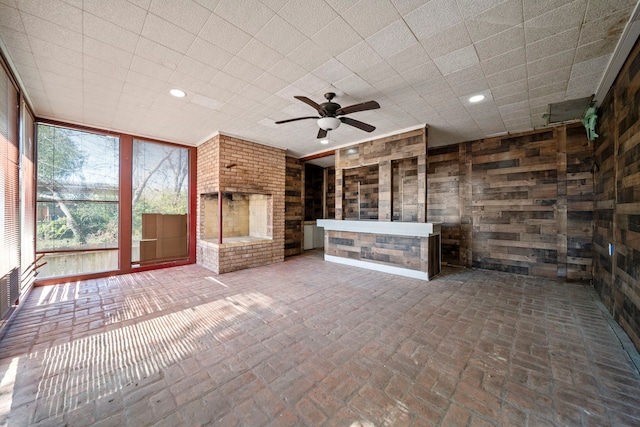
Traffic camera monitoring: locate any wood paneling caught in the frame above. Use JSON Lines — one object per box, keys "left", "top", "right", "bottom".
{"left": 343, "top": 165, "right": 379, "bottom": 220}
{"left": 593, "top": 38, "right": 640, "bottom": 350}
{"left": 285, "top": 156, "right": 303, "bottom": 257}
{"left": 427, "top": 126, "right": 594, "bottom": 279}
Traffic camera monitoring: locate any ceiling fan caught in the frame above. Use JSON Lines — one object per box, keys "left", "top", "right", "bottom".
{"left": 275, "top": 92, "right": 380, "bottom": 139}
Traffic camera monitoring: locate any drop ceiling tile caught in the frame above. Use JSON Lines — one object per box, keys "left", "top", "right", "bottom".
{"left": 237, "top": 83, "right": 271, "bottom": 103}
{"left": 141, "top": 14, "right": 195, "bottom": 52}
{"left": 522, "top": 0, "right": 573, "bottom": 20}
{"left": 214, "top": 0, "right": 274, "bottom": 35}
{"left": 529, "top": 92, "right": 564, "bottom": 109}
{"left": 475, "top": 25, "right": 524, "bottom": 61}
{"left": 268, "top": 57, "right": 308, "bottom": 83}
{"left": 526, "top": 28, "right": 580, "bottom": 63}
{"left": 6, "top": 46, "right": 37, "bottom": 68}
{"left": 29, "top": 37, "right": 82, "bottom": 66}
{"left": 386, "top": 43, "right": 431, "bottom": 73}
{"left": 333, "top": 73, "right": 375, "bottom": 98}
{"left": 84, "top": 55, "right": 129, "bottom": 81}
{"left": 524, "top": 0, "right": 585, "bottom": 44}
{"left": 491, "top": 79, "right": 528, "bottom": 100}
{"left": 404, "top": 0, "right": 462, "bottom": 40}
{"left": 287, "top": 39, "right": 332, "bottom": 72}
{"left": 570, "top": 54, "right": 611, "bottom": 79}
{"left": 83, "top": 0, "right": 147, "bottom": 33}
{"left": 198, "top": 82, "right": 235, "bottom": 103}
{"left": 412, "top": 76, "right": 449, "bottom": 98}
{"left": 0, "top": 5, "right": 24, "bottom": 32}
{"left": 578, "top": 9, "right": 630, "bottom": 47}
{"left": 456, "top": 0, "right": 512, "bottom": 19}
{"left": 199, "top": 13, "right": 251, "bottom": 55}
{"left": 277, "top": 0, "right": 338, "bottom": 37}
{"left": 17, "top": 0, "right": 81, "bottom": 31}
{"left": 433, "top": 44, "right": 479, "bottom": 75}
{"left": 493, "top": 91, "right": 528, "bottom": 106}
{"left": 129, "top": 56, "right": 174, "bottom": 80}
{"left": 486, "top": 64, "right": 527, "bottom": 87}
{"left": 125, "top": 70, "right": 165, "bottom": 92}
{"left": 169, "top": 70, "right": 207, "bottom": 94}
{"left": 21, "top": 13, "right": 82, "bottom": 52}
{"left": 336, "top": 41, "right": 383, "bottom": 73}
{"left": 185, "top": 38, "right": 233, "bottom": 71}
{"left": 84, "top": 37, "right": 134, "bottom": 66}
{"left": 465, "top": 0, "right": 522, "bottom": 42}
{"left": 313, "top": 58, "right": 352, "bottom": 83}
{"left": 312, "top": 16, "right": 362, "bottom": 57}
{"left": 574, "top": 37, "right": 619, "bottom": 64}
{"left": 375, "top": 73, "right": 409, "bottom": 93}
{"left": 584, "top": 0, "right": 635, "bottom": 22}
{"left": 83, "top": 13, "right": 139, "bottom": 54}
{"left": 366, "top": 19, "right": 417, "bottom": 59}
{"left": 134, "top": 37, "right": 184, "bottom": 68}
{"left": 402, "top": 61, "right": 441, "bottom": 86}
{"left": 128, "top": 0, "right": 152, "bottom": 10}
{"left": 262, "top": 94, "right": 292, "bottom": 110}
{"left": 259, "top": 0, "right": 288, "bottom": 13}
{"left": 358, "top": 60, "right": 397, "bottom": 85}
{"left": 252, "top": 72, "right": 289, "bottom": 93}
{"left": 293, "top": 72, "right": 328, "bottom": 94}
{"left": 222, "top": 56, "right": 264, "bottom": 83}
{"left": 450, "top": 77, "right": 489, "bottom": 97}
{"left": 480, "top": 46, "right": 525, "bottom": 76}
{"left": 527, "top": 66, "right": 570, "bottom": 90}
{"left": 255, "top": 14, "right": 307, "bottom": 56}
{"left": 526, "top": 49, "right": 574, "bottom": 77}
{"left": 148, "top": 0, "right": 210, "bottom": 34}
{"left": 237, "top": 38, "right": 284, "bottom": 71}
{"left": 420, "top": 22, "right": 472, "bottom": 59}
{"left": 209, "top": 71, "right": 247, "bottom": 94}
{"left": 341, "top": 0, "right": 400, "bottom": 39}
{"left": 34, "top": 56, "right": 82, "bottom": 81}
{"left": 529, "top": 80, "right": 567, "bottom": 99}
{"left": 443, "top": 63, "right": 484, "bottom": 87}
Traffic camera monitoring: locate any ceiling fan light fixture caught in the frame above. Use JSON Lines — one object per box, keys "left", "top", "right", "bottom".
{"left": 318, "top": 117, "right": 341, "bottom": 130}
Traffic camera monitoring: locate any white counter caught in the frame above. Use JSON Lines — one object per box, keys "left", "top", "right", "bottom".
{"left": 316, "top": 220, "right": 442, "bottom": 281}
{"left": 317, "top": 220, "right": 440, "bottom": 236}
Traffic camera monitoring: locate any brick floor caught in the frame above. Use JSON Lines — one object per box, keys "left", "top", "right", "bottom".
{"left": 0, "top": 250, "right": 639, "bottom": 426}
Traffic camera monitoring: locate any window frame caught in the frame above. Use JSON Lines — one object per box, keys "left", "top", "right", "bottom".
{"left": 34, "top": 119, "right": 197, "bottom": 285}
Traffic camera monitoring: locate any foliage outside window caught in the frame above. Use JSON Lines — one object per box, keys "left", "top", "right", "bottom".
{"left": 36, "top": 124, "right": 119, "bottom": 277}
{"left": 131, "top": 139, "right": 189, "bottom": 264}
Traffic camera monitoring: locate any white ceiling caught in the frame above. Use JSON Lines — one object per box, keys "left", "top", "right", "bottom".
{"left": 0, "top": 0, "right": 638, "bottom": 158}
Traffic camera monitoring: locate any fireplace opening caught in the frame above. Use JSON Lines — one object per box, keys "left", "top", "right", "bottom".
{"left": 201, "top": 192, "right": 272, "bottom": 244}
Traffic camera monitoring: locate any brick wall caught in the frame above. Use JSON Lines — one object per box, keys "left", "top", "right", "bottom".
{"left": 593, "top": 38, "right": 640, "bottom": 350}
{"left": 196, "top": 134, "right": 285, "bottom": 273}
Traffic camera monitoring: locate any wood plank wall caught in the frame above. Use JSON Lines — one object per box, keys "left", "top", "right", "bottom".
{"left": 593, "top": 38, "right": 640, "bottom": 350}
{"left": 427, "top": 125, "right": 594, "bottom": 279}
{"left": 392, "top": 157, "right": 419, "bottom": 222}
{"left": 285, "top": 156, "right": 303, "bottom": 257}
{"left": 326, "top": 167, "right": 335, "bottom": 219}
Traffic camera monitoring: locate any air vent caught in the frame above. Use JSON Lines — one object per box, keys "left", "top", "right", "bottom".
{"left": 545, "top": 96, "right": 594, "bottom": 124}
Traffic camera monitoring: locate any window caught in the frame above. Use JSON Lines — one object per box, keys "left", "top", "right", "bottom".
{"left": 36, "top": 124, "right": 119, "bottom": 278}
{"left": 131, "top": 140, "right": 189, "bottom": 265}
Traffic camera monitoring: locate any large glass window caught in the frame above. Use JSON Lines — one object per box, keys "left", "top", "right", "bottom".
{"left": 36, "top": 124, "right": 119, "bottom": 278}
{"left": 131, "top": 139, "right": 189, "bottom": 266}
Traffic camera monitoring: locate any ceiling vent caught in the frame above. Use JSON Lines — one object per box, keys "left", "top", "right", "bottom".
{"left": 545, "top": 96, "right": 594, "bottom": 124}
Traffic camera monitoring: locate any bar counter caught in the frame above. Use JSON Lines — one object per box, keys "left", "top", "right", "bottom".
{"left": 317, "top": 220, "right": 441, "bottom": 281}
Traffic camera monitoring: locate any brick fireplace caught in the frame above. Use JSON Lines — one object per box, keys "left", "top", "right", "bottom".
{"left": 196, "top": 134, "right": 285, "bottom": 274}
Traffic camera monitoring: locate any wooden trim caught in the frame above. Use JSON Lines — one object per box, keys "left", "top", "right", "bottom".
{"left": 556, "top": 126, "right": 568, "bottom": 279}
{"left": 300, "top": 150, "right": 335, "bottom": 162}
{"left": 119, "top": 134, "right": 133, "bottom": 274}
{"left": 188, "top": 146, "right": 197, "bottom": 264}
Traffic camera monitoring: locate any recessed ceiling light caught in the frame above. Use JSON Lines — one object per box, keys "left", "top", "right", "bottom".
{"left": 320, "top": 139, "right": 329, "bottom": 145}
{"left": 469, "top": 94, "right": 485, "bottom": 103}
{"left": 170, "top": 88, "right": 186, "bottom": 98}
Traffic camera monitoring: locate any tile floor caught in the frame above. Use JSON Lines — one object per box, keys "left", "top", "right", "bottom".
{"left": 0, "top": 250, "right": 639, "bottom": 426}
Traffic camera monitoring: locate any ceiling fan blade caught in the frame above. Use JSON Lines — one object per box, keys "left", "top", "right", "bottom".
{"left": 275, "top": 116, "right": 319, "bottom": 124}
{"left": 294, "top": 96, "right": 322, "bottom": 112}
{"left": 317, "top": 128, "right": 327, "bottom": 139}
{"left": 340, "top": 117, "right": 376, "bottom": 132}
{"left": 336, "top": 100, "right": 380, "bottom": 115}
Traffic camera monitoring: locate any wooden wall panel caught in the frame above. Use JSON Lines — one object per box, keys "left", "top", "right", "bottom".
{"left": 427, "top": 144, "right": 461, "bottom": 265}
{"left": 596, "top": 37, "right": 640, "bottom": 349}
{"left": 471, "top": 131, "right": 559, "bottom": 278}
{"left": 326, "top": 167, "right": 335, "bottom": 219}
{"left": 427, "top": 126, "right": 593, "bottom": 277}
{"left": 285, "top": 156, "right": 303, "bottom": 257}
